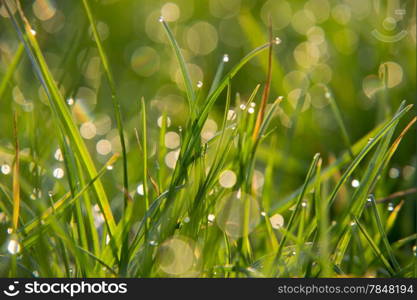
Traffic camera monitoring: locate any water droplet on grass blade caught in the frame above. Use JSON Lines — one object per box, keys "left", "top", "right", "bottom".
{"left": 66, "top": 98, "right": 74, "bottom": 105}
{"left": 106, "top": 165, "right": 113, "bottom": 170}
{"left": 366, "top": 194, "right": 375, "bottom": 204}
{"left": 239, "top": 104, "right": 246, "bottom": 110}
{"left": 7, "top": 239, "right": 21, "bottom": 254}
{"left": 388, "top": 203, "right": 394, "bottom": 212}
{"left": 222, "top": 54, "right": 229, "bottom": 62}
{"left": 227, "top": 109, "right": 236, "bottom": 121}
{"left": 274, "top": 37, "right": 281, "bottom": 45}
{"left": 158, "top": 16, "right": 164, "bottom": 23}
{"left": 248, "top": 107, "right": 255, "bottom": 114}
{"left": 208, "top": 214, "right": 215, "bottom": 222}
{"left": 1, "top": 164, "right": 11, "bottom": 175}
{"left": 196, "top": 81, "right": 203, "bottom": 88}
{"left": 137, "top": 183, "right": 144, "bottom": 196}
{"left": 149, "top": 240, "right": 158, "bottom": 246}
{"left": 54, "top": 149, "right": 64, "bottom": 161}
{"left": 351, "top": 179, "right": 360, "bottom": 188}
{"left": 53, "top": 168, "right": 64, "bottom": 179}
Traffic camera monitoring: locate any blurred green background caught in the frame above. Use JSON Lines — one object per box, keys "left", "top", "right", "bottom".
{"left": 0, "top": 0, "right": 416, "bottom": 238}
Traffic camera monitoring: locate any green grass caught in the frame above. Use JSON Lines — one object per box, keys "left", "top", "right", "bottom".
{"left": 0, "top": 0, "right": 415, "bottom": 278}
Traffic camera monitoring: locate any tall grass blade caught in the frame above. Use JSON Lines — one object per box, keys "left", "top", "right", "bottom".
{"left": 80, "top": 0, "right": 129, "bottom": 208}
{"left": 5, "top": 0, "right": 116, "bottom": 234}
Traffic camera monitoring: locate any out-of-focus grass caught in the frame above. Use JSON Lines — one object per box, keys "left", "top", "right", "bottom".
{"left": 0, "top": 0, "right": 416, "bottom": 277}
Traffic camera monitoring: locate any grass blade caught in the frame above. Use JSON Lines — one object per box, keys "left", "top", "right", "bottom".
{"left": 80, "top": 0, "right": 129, "bottom": 207}
{"left": 12, "top": 113, "right": 20, "bottom": 232}
{"left": 5, "top": 0, "right": 116, "bottom": 234}
{"left": 160, "top": 18, "right": 195, "bottom": 113}
{"left": 0, "top": 43, "right": 24, "bottom": 101}
{"left": 271, "top": 153, "right": 321, "bottom": 276}
{"left": 353, "top": 216, "right": 395, "bottom": 276}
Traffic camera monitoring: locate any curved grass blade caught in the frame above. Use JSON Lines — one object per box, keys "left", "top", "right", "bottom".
{"left": 208, "top": 55, "right": 227, "bottom": 97}
{"left": 5, "top": 0, "right": 116, "bottom": 234}
{"left": 160, "top": 18, "right": 195, "bottom": 114}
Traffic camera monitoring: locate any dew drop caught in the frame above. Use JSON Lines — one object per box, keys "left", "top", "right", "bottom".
{"left": 106, "top": 165, "right": 113, "bottom": 170}
{"left": 250, "top": 102, "right": 256, "bottom": 108}
{"left": 248, "top": 107, "right": 255, "bottom": 114}
{"left": 301, "top": 201, "right": 308, "bottom": 208}
{"left": 351, "top": 179, "right": 360, "bottom": 188}
{"left": 367, "top": 194, "right": 375, "bottom": 203}
{"left": 53, "top": 167, "right": 64, "bottom": 179}
{"left": 196, "top": 81, "right": 203, "bottom": 88}
{"left": 222, "top": 54, "right": 229, "bottom": 62}
{"left": 158, "top": 16, "right": 164, "bottom": 23}
{"left": 261, "top": 211, "right": 267, "bottom": 217}
{"left": 149, "top": 240, "right": 158, "bottom": 246}
{"left": 7, "top": 239, "right": 21, "bottom": 255}
{"left": 239, "top": 104, "right": 246, "bottom": 110}
{"left": 227, "top": 109, "right": 236, "bottom": 121}
{"left": 183, "top": 216, "right": 190, "bottom": 223}
{"left": 54, "top": 149, "right": 64, "bottom": 161}
{"left": 7, "top": 228, "right": 13, "bottom": 234}
{"left": 137, "top": 183, "right": 144, "bottom": 196}
{"left": 350, "top": 221, "right": 356, "bottom": 226}
{"left": 208, "top": 214, "right": 215, "bottom": 222}
{"left": 66, "top": 98, "right": 74, "bottom": 106}
{"left": 30, "top": 29, "right": 37, "bottom": 36}
{"left": 412, "top": 245, "right": 417, "bottom": 256}
{"left": 324, "top": 92, "right": 331, "bottom": 99}
{"left": 274, "top": 37, "right": 281, "bottom": 45}
{"left": 388, "top": 203, "right": 394, "bottom": 212}
{"left": 1, "top": 164, "right": 11, "bottom": 175}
